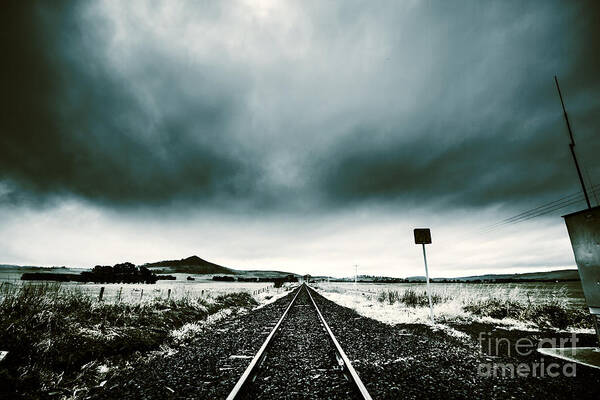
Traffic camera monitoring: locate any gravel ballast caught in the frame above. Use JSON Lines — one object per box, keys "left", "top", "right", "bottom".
{"left": 88, "top": 284, "right": 600, "bottom": 399}
{"left": 238, "top": 287, "right": 362, "bottom": 399}
{"left": 89, "top": 288, "right": 300, "bottom": 399}
{"left": 309, "top": 286, "right": 600, "bottom": 400}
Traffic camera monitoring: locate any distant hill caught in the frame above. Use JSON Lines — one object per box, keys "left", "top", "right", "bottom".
{"left": 238, "top": 270, "right": 300, "bottom": 278}
{"left": 1, "top": 257, "right": 299, "bottom": 279}
{"left": 442, "top": 269, "right": 580, "bottom": 282}
{"left": 337, "top": 269, "right": 581, "bottom": 283}
{"left": 1, "top": 257, "right": 299, "bottom": 281}
{"left": 0, "top": 265, "right": 86, "bottom": 274}
{"left": 143, "top": 256, "right": 236, "bottom": 275}
{"left": 404, "top": 269, "right": 580, "bottom": 283}
{"left": 142, "top": 255, "right": 299, "bottom": 278}
{"left": 405, "top": 276, "right": 426, "bottom": 282}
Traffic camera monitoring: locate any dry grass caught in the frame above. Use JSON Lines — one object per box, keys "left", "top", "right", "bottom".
{"left": 316, "top": 283, "right": 592, "bottom": 330}
{"left": 376, "top": 288, "right": 448, "bottom": 307}
{"left": 0, "top": 282, "right": 257, "bottom": 399}
{"left": 462, "top": 286, "right": 590, "bottom": 329}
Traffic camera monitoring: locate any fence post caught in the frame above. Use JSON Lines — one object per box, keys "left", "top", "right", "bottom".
{"left": 140, "top": 289, "right": 144, "bottom": 301}
{"left": 117, "top": 287, "right": 122, "bottom": 302}
{"left": 98, "top": 287, "right": 105, "bottom": 302}
{"left": 167, "top": 288, "right": 171, "bottom": 300}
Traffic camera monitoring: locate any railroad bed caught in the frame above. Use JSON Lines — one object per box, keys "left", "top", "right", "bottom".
{"left": 85, "top": 283, "right": 600, "bottom": 399}
{"left": 228, "top": 285, "right": 369, "bottom": 399}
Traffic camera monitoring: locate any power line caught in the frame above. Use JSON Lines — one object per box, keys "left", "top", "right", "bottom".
{"left": 480, "top": 77, "right": 598, "bottom": 235}
{"left": 480, "top": 184, "right": 600, "bottom": 234}
{"left": 481, "top": 192, "right": 594, "bottom": 233}
{"left": 482, "top": 187, "right": 593, "bottom": 231}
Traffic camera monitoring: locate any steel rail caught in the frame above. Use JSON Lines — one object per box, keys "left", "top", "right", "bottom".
{"left": 225, "top": 285, "right": 302, "bottom": 400}
{"left": 306, "top": 286, "right": 373, "bottom": 400}
{"left": 225, "top": 284, "right": 372, "bottom": 400}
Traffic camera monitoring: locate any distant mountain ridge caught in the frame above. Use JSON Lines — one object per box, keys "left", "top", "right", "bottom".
{"left": 143, "top": 255, "right": 235, "bottom": 274}
{"left": 444, "top": 269, "right": 580, "bottom": 282}
{"left": 337, "top": 269, "right": 580, "bottom": 283}
{"left": 142, "top": 255, "right": 299, "bottom": 278}
{"left": 404, "top": 269, "right": 579, "bottom": 282}
{"left": 0, "top": 257, "right": 299, "bottom": 279}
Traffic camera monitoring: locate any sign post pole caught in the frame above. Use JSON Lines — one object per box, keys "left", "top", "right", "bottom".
{"left": 414, "top": 228, "right": 434, "bottom": 325}
{"left": 421, "top": 243, "right": 434, "bottom": 325}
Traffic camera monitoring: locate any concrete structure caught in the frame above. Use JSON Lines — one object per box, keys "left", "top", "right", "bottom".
{"left": 538, "top": 206, "right": 600, "bottom": 368}
{"left": 563, "top": 206, "right": 600, "bottom": 320}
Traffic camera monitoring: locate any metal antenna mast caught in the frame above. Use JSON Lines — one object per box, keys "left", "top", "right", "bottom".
{"left": 554, "top": 75, "right": 591, "bottom": 209}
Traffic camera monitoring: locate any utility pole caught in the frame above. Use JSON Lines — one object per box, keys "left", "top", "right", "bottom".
{"left": 555, "top": 76, "right": 591, "bottom": 209}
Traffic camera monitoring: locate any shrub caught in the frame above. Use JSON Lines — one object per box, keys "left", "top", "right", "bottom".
{"left": 212, "top": 292, "right": 257, "bottom": 310}
{"left": 463, "top": 289, "right": 592, "bottom": 330}
{"left": 463, "top": 298, "right": 526, "bottom": 320}
{"left": 376, "top": 288, "right": 447, "bottom": 307}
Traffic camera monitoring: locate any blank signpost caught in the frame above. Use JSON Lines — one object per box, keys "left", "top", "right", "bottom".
{"left": 414, "top": 228, "right": 435, "bottom": 325}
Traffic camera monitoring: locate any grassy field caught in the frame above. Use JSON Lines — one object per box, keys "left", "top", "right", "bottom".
{"left": 0, "top": 280, "right": 289, "bottom": 399}
{"left": 318, "top": 281, "right": 585, "bottom": 303}
{"left": 0, "top": 274, "right": 277, "bottom": 304}
{"left": 0, "top": 276, "right": 593, "bottom": 398}
{"left": 313, "top": 281, "right": 592, "bottom": 330}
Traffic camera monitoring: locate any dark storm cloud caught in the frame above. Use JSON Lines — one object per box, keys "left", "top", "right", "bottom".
{"left": 0, "top": 1, "right": 258, "bottom": 207}
{"left": 1, "top": 1, "right": 599, "bottom": 212}
{"left": 316, "top": 123, "right": 585, "bottom": 208}
{"left": 313, "top": 0, "right": 600, "bottom": 209}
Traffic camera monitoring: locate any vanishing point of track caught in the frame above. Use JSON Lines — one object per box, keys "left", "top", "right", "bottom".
{"left": 226, "top": 283, "right": 373, "bottom": 400}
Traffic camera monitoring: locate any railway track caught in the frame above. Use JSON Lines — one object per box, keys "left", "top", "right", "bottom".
{"left": 225, "top": 283, "right": 372, "bottom": 400}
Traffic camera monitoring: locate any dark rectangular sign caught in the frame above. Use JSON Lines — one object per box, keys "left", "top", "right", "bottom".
{"left": 414, "top": 228, "right": 432, "bottom": 244}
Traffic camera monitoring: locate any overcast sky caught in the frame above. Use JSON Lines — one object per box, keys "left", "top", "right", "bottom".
{"left": 1, "top": 1, "right": 599, "bottom": 277}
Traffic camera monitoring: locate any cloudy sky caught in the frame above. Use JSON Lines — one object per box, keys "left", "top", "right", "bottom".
{"left": 1, "top": 0, "right": 599, "bottom": 277}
